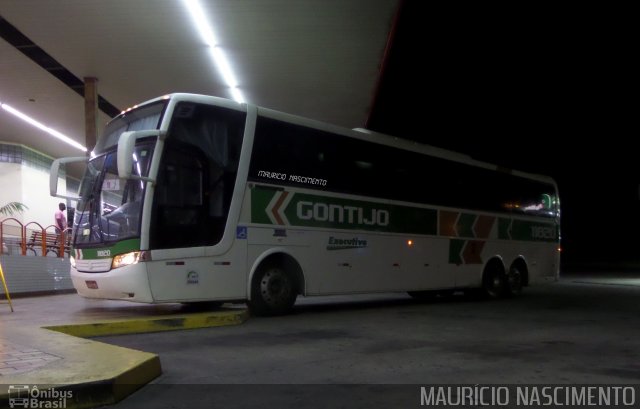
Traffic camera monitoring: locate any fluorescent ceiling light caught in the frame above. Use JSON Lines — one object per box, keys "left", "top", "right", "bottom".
{"left": 210, "top": 47, "right": 238, "bottom": 88}
{"left": 0, "top": 102, "right": 87, "bottom": 152}
{"left": 230, "top": 87, "right": 245, "bottom": 104}
{"left": 182, "top": 0, "right": 217, "bottom": 47}
{"left": 182, "top": 0, "right": 246, "bottom": 103}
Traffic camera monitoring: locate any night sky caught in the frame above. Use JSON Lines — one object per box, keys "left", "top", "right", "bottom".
{"left": 368, "top": 1, "right": 637, "bottom": 268}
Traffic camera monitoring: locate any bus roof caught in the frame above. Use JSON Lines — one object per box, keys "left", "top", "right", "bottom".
{"left": 114, "top": 93, "right": 558, "bottom": 189}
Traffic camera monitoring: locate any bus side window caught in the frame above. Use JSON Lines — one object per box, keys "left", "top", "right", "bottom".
{"left": 150, "top": 102, "right": 245, "bottom": 250}
{"left": 150, "top": 143, "right": 208, "bottom": 249}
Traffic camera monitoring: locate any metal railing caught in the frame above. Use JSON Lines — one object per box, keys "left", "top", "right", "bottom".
{"left": 0, "top": 218, "right": 70, "bottom": 258}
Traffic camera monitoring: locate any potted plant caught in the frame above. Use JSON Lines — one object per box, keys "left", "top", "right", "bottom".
{"left": 0, "top": 202, "right": 28, "bottom": 217}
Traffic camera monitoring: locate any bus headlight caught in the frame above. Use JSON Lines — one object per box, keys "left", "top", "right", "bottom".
{"left": 112, "top": 251, "right": 141, "bottom": 269}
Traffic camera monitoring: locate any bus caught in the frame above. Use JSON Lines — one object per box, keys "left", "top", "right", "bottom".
{"left": 50, "top": 93, "right": 560, "bottom": 315}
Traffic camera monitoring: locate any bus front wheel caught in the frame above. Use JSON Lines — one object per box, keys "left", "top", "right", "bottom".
{"left": 248, "top": 264, "right": 297, "bottom": 316}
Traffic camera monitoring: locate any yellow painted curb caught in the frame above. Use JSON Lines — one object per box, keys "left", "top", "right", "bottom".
{"left": 43, "top": 309, "right": 249, "bottom": 337}
{"left": 0, "top": 359, "right": 161, "bottom": 409}
{"left": 1, "top": 309, "right": 249, "bottom": 408}
{"left": 0, "top": 328, "right": 162, "bottom": 409}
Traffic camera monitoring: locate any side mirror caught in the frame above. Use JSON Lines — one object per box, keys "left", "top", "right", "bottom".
{"left": 117, "top": 130, "right": 165, "bottom": 182}
{"left": 50, "top": 157, "right": 87, "bottom": 200}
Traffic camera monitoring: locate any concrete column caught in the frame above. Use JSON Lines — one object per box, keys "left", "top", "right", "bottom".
{"left": 84, "top": 77, "right": 98, "bottom": 154}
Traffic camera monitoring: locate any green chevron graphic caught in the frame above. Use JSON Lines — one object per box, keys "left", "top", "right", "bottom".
{"left": 449, "top": 239, "right": 465, "bottom": 264}
{"left": 457, "top": 213, "right": 476, "bottom": 237}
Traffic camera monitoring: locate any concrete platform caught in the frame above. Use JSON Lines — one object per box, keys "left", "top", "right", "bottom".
{"left": 0, "top": 293, "right": 248, "bottom": 408}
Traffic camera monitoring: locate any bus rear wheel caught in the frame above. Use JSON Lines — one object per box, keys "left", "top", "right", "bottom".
{"left": 248, "top": 264, "right": 297, "bottom": 316}
{"left": 482, "top": 264, "right": 507, "bottom": 299}
{"left": 505, "top": 266, "right": 523, "bottom": 297}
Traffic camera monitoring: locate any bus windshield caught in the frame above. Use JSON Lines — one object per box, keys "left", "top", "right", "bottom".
{"left": 93, "top": 101, "right": 165, "bottom": 154}
{"left": 73, "top": 102, "right": 165, "bottom": 247}
{"left": 73, "top": 101, "right": 166, "bottom": 246}
{"left": 74, "top": 143, "right": 155, "bottom": 246}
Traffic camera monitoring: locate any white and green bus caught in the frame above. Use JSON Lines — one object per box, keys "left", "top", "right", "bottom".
{"left": 51, "top": 93, "right": 560, "bottom": 315}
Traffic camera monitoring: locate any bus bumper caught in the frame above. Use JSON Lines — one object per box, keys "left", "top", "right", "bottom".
{"left": 70, "top": 263, "right": 154, "bottom": 302}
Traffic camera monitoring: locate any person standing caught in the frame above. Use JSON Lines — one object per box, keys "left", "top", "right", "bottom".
{"left": 55, "top": 202, "right": 67, "bottom": 233}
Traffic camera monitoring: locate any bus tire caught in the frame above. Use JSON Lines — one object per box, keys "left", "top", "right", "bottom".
{"left": 248, "top": 264, "right": 297, "bottom": 316}
{"left": 482, "top": 262, "right": 507, "bottom": 299}
{"left": 505, "top": 266, "right": 524, "bottom": 297}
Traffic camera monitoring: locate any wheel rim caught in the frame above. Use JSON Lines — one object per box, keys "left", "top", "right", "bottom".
{"left": 485, "top": 270, "right": 504, "bottom": 298}
{"left": 260, "top": 268, "right": 291, "bottom": 306}
{"left": 508, "top": 268, "right": 523, "bottom": 294}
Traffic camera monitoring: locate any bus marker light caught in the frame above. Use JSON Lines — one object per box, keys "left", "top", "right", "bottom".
{"left": 407, "top": 240, "right": 413, "bottom": 246}
{"left": 139, "top": 250, "right": 152, "bottom": 262}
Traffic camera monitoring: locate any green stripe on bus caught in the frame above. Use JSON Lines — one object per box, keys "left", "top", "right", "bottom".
{"left": 251, "top": 186, "right": 437, "bottom": 235}
{"left": 498, "top": 217, "right": 557, "bottom": 242}
{"left": 251, "top": 186, "right": 557, "bottom": 242}
{"left": 75, "top": 238, "right": 141, "bottom": 259}
{"left": 510, "top": 220, "right": 558, "bottom": 242}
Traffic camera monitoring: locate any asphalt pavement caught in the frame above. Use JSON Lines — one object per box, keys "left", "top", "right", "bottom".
{"left": 94, "top": 272, "right": 640, "bottom": 408}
